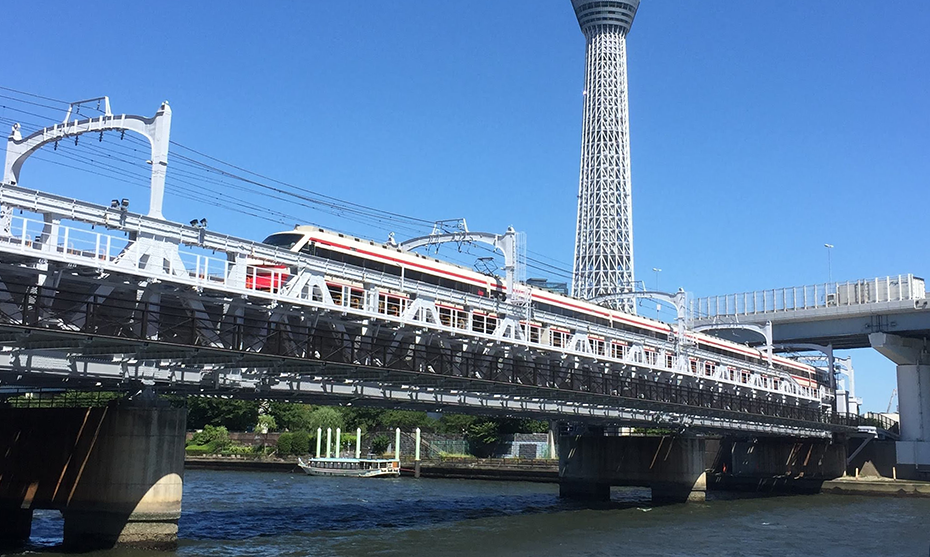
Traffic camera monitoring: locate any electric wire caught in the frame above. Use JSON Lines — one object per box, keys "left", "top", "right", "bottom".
{"left": 1, "top": 86, "right": 575, "bottom": 281}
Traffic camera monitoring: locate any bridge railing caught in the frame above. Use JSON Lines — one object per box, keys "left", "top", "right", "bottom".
{"left": 828, "top": 412, "right": 900, "bottom": 435}
{"left": 690, "top": 275, "right": 925, "bottom": 321}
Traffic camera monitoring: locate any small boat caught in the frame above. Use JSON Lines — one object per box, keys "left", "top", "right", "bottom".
{"left": 297, "top": 456, "right": 400, "bottom": 478}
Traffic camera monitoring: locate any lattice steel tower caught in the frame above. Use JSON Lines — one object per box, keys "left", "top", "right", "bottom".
{"left": 570, "top": 0, "right": 640, "bottom": 311}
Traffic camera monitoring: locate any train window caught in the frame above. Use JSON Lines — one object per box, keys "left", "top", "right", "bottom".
{"left": 439, "top": 306, "right": 453, "bottom": 327}
{"left": 379, "top": 294, "right": 405, "bottom": 317}
{"left": 665, "top": 353, "right": 674, "bottom": 368}
{"left": 262, "top": 233, "right": 305, "bottom": 249}
{"left": 328, "top": 284, "right": 344, "bottom": 306}
{"left": 690, "top": 360, "right": 698, "bottom": 374}
{"left": 349, "top": 288, "right": 365, "bottom": 310}
{"left": 704, "top": 362, "right": 715, "bottom": 377}
{"left": 473, "top": 314, "right": 490, "bottom": 334}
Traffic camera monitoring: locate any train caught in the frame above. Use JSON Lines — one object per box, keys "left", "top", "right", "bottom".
{"left": 251, "top": 225, "right": 828, "bottom": 406}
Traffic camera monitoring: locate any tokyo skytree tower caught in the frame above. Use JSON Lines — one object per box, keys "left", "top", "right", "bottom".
{"left": 570, "top": 0, "right": 640, "bottom": 312}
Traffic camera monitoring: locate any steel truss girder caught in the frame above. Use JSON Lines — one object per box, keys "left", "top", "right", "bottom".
{"left": 0, "top": 273, "right": 846, "bottom": 437}
{"left": 0, "top": 352, "right": 834, "bottom": 438}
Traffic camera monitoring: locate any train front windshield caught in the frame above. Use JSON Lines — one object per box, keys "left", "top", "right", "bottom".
{"left": 262, "top": 233, "right": 304, "bottom": 250}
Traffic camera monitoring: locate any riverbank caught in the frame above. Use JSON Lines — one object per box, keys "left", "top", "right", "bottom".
{"left": 822, "top": 476, "right": 930, "bottom": 497}
{"left": 400, "top": 458, "right": 558, "bottom": 483}
{"left": 185, "top": 456, "right": 299, "bottom": 473}
{"left": 184, "top": 457, "right": 930, "bottom": 497}
{"left": 184, "top": 456, "right": 559, "bottom": 481}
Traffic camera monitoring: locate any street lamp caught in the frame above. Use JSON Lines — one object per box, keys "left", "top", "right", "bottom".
{"left": 652, "top": 268, "right": 662, "bottom": 319}
{"left": 824, "top": 244, "right": 834, "bottom": 283}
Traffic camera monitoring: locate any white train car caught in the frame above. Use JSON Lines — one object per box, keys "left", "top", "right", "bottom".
{"left": 253, "top": 226, "right": 826, "bottom": 405}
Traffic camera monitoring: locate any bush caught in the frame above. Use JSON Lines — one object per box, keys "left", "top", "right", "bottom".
{"left": 292, "top": 430, "right": 311, "bottom": 455}
{"left": 277, "top": 432, "right": 294, "bottom": 455}
{"left": 185, "top": 444, "right": 212, "bottom": 456}
{"left": 220, "top": 443, "right": 255, "bottom": 456}
{"left": 370, "top": 433, "right": 390, "bottom": 456}
{"left": 187, "top": 425, "right": 231, "bottom": 453}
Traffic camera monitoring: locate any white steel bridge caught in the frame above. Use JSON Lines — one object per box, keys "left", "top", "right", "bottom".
{"left": 0, "top": 101, "right": 851, "bottom": 439}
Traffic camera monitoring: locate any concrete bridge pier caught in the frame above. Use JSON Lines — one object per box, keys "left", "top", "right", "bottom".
{"left": 707, "top": 437, "right": 846, "bottom": 493}
{"left": 558, "top": 428, "right": 706, "bottom": 504}
{"left": 870, "top": 332, "right": 930, "bottom": 478}
{"left": 0, "top": 402, "right": 186, "bottom": 551}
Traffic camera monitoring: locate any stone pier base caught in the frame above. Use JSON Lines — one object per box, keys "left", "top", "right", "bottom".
{"left": 0, "top": 403, "right": 186, "bottom": 550}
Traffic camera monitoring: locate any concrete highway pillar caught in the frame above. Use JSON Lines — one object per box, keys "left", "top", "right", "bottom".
{"left": 870, "top": 333, "right": 930, "bottom": 474}
{"left": 0, "top": 402, "right": 186, "bottom": 550}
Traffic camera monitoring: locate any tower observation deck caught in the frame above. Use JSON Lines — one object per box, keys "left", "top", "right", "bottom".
{"left": 570, "top": 0, "right": 640, "bottom": 311}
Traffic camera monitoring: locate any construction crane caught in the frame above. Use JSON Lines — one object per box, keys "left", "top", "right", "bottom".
{"left": 886, "top": 388, "right": 898, "bottom": 413}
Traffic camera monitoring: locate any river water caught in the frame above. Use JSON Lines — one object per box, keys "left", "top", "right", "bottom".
{"left": 18, "top": 470, "right": 930, "bottom": 556}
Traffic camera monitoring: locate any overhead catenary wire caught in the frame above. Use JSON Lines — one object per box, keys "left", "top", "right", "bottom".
{"left": 1, "top": 86, "right": 575, "bottom": 280}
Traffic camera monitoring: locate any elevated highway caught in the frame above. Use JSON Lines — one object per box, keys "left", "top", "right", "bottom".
{"left": 692, "top": 278, "right": 930, "bottom": 472}
{"left": 690, "top": 276, "right": 930, "bottom": 349}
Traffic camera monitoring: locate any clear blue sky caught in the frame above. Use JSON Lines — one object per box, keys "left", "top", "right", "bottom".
{"left": 3, "top": 2, "right": 928, "bottom": 412}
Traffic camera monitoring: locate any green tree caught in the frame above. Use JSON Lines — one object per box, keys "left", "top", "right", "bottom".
{"left": 276, "top": 432, "right": 294, "bottom": 455}
{"left": 256, "top": 414, "right": 277, "bottom": 434}
{"left": 466, "top": 420, "right": 501, "bottom": 457}
{"left": 268, "top": 402, "right": 314, "bottom": 431}
{"left": 188, "top": 399, "right": 259, "bottom": 431}
{"left": 379, "top": 410, "right": 437, "bottom": 431}
{"left": 291, "top": 430, "right": 311, "bottom": 455}
{"left": 370, "top": 433, "right": 390, "bottom": 456}
{"left": 438, "top": 413, "right": 477, "bottom": 435}
{"left": 307, "top": 406, "right": 345, "bottom": 434}
{"left": 497, "top": 418, "right": 549, "bottom": 435}
{"left": 339, "top": 407, "right": 382, "bottom": 434}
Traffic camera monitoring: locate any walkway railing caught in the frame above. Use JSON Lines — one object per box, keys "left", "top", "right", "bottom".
{"left": 690, "top": 275, "right": 925, "bottom": 321}
{"left": 829, "top": 412, "right": 900, "bottom": 435}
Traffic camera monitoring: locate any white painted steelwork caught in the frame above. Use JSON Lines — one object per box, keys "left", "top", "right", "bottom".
{"left": 3, "top": 100, "right": 172, "bottom": 219}
{"left": 571, "top": 0, "right": 640, "bottom": 311}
